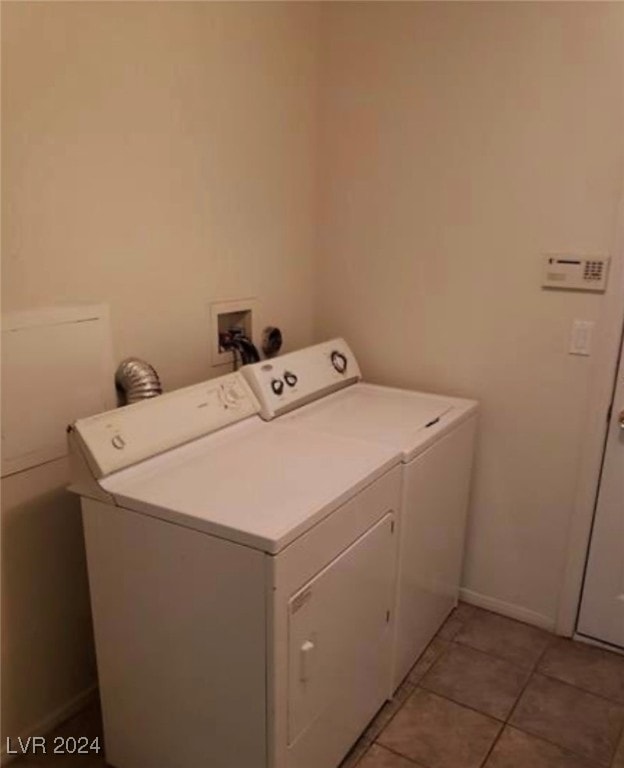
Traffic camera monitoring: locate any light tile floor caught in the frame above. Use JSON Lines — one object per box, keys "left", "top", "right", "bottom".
{"left": 10, "top": 604, "right": 624, "bottom": 768}
{"left": 341, "top": 604, "right": 624, "bottom": 768}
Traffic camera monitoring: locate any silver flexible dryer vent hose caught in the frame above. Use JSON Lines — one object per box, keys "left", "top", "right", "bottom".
{"left": 115, "top": 358, "right": 163, "bottom": 406}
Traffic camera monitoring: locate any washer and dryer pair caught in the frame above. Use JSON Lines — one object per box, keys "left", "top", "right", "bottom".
{"left": 70, "top": 339, "right": 477, "bottom": 768}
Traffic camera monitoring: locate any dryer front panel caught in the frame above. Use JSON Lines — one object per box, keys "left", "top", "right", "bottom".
{"left": 286, "top": 513, "right": 395, "bottom": 768}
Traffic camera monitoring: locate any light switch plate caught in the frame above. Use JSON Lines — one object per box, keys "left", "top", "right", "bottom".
{"left": 569, "top": 319, "right": 594, "bottom": 356}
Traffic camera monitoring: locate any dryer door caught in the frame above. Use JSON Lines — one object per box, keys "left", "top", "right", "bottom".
{"left": 287, "top": 513, "right": 395, "bottom": 768}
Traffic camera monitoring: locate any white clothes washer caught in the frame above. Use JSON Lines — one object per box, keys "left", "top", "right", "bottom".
{"left": 69, "top": 371, "right": 402, "bottom": 768}
{"left": 242, "top": 339, "right": 478, "bottom": 690}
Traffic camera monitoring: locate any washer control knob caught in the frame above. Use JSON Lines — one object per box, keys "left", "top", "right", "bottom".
{"left": 330, "top": 351, "right": 348, "bottom": 374}
{"left": 284, "top": 371, "right": 298, "bottom": 387}
{"left": 111, "top": 434, "right": 126, "bottom": 450}
{"left": 271, "top": 378, "right": 285, "bottom": 396}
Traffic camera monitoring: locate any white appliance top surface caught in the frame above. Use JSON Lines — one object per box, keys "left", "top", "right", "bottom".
{"left": 281, "top": 383, "right": 478, "bottom": 461}
{"left": 101, "top": 417, "right": 400, "bottom": 554}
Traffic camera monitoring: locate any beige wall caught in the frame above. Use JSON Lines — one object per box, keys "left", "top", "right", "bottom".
{"left": 2, "top": 460, "right": 97, "bottom": 744}
{"left": 3, "top": 0, "right": 624, "bottom": 748}
{"left": 1, "top": 1, "right": 321, "bottom": 742}
{"left": 317, "top": 2, "right": 624, "bottom": 626}
{"left": 2, "top": 1, "right": 321, "bottom": 388}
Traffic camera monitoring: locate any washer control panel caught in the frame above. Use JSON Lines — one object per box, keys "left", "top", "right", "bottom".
{"left": 242, "top": 338, "right": 361, "bottom": 420}
{"left": 71, "top": 373, "right": 260, "bottom": 478}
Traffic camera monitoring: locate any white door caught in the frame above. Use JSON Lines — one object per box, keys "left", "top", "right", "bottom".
{"left": 577, "top": 331, "right": 624, "bottom": 650}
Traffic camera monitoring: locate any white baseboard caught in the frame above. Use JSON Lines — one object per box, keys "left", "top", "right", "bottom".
{"left": 459, "top": 587, "right": 557, "bottom": 633}
{"left": 1, "top": 684, "right": 98, "bottom": 766}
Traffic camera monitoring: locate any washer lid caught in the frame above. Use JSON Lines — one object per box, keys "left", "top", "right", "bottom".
{"left": 100, "top": 418, "right": 400, "bottom": 554}
{"left": 281, "top": 383, "right": 478, "bottom": 462}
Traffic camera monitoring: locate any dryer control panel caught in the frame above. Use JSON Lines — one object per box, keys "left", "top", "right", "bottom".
{"left": 70, "top": 373, "right": 260, "bottom": 478}
{"left": 242, "top": 338, "right": 361, "bottom": 420}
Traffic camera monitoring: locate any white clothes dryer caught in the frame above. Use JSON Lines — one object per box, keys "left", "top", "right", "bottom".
{"left": 242, "top": 339, "right": 478, "bottom": 690}
{"left": 69, "top": 371, "right": 402, "bottom": 768}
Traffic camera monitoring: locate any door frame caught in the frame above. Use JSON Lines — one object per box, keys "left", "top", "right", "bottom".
{"left": 556, "top": 193, "right": 624, "bottom": 636}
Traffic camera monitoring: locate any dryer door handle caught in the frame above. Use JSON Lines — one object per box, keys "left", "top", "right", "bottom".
{"left": 299, "top": 640, "right": 315, "bottom": 683}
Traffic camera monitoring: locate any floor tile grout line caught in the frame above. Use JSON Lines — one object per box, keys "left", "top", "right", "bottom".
{"left": 535, "top": 668, "right": 624, "bottom": 708}
{"left": 423, "top": 634, "right": 537, "bottom": 699}
{"left": 414, "top": 639, "right": 463, "bottom": 687}
{"left": 362, "top": 681, "right": 421, "bottom": 755}
{"left": 451, "top": 634, "right": 549, "bottom": 675}
{"left": 508, "top": 721, "right": 612, "bottom": 768}
{"left": 374, "top": 685, "right": 506, "bottom": 768}
{"left": 410, "top": 685, "right": 507, "bottom": 725}
{"left": 370, "top": 742, "right": 429, "bottom": 767}
{"left": 535, "top": 632, "right": 624, "bottom": 708}
{"left": 530, "top": 670, "right": 624, "bottom": 710}
{"left": 416, "top": 677, "right": 520, "bottom": 724}
{"left": 450, "top": 605, "right": 557, "bottom": 672}
{"left": 608, "top": 715, "right": 624, "bottom": 768}
{"left": 504, "top": 633, "right": 555, "bottom": 726}
{"left": 405, "top": 635, "right": 453, "bottom": 688}
{"left": 504, "top": 670, "right": 538, "bottom": 725}
{"left": 506, "top": 632, "right": 624, "bottom": 768}
{"left": 370, "top": 691, "right": 415, "bottom": 741}
{"left": 344, "top": 694, "right": 407, "bottom": 768}
{"left": 477, "top": 719, "right": 506, "bottom": 768}
{"left": 373, "top": 612, "right": 550, "bottom": 758}
{"left": 419, "top": 614, "right": 548, "bottom": 726}
{"left": 372, "top": 631, "right": 453, "bottom": 746}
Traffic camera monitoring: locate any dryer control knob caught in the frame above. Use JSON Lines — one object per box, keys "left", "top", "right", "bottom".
{"left": 221, "top": 383, "right": 242, "bottom": 408}
{"left": 331, "top": 351, "right": 348, "bottom": 374}
{"left": 111, "top": 434, "right": 126, "bottom": 450}
{"left": 284, "top": 371, "right": 298, "bottom": 387}
{"left": 271, "top": 378, "right": 285, "bottom": 396}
